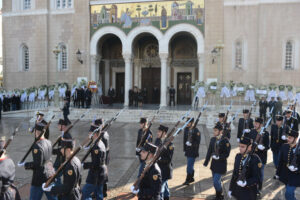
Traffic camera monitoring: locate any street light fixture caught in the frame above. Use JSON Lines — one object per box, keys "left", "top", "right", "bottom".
{"left": 53, "top": 46, "right": 61, "bottom": 59}
{"left": 76, "top": 49, "right": 83, "bottom": 64}
{"left": 52, "top": 46, "right": 61, "bottom": 107}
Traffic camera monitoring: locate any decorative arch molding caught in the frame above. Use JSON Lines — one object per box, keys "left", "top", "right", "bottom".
{"left": 126, "top": 26, "right": 164, "bottom": 54}
{"left": 90, "top": 26, "right": 127, "bottom": 55}
{"left": 161, "top": 23, "right": 204, "bottom": 54}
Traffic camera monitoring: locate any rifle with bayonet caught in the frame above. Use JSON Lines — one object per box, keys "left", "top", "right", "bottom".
{"left": 0, "top": 123, "right": 22, "bottom": 158}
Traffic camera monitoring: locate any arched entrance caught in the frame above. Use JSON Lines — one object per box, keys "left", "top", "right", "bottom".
{"left": 97, "top": 34, "right": 124, "bottom": 103}
{"left": 169, "top": 32, "right": 197, "bottom": 105}
{"left": 132, "top": 33, "right": 160, "bottom": 104}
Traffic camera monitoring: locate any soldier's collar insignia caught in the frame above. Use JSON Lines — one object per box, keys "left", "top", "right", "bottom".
{"left": 258, "top": 163, "right": 262, "bottom": 168}
{"left": 226, "top": 143, "right": 230, "bottom": 147}
{"left": 33, "top": 149, "right": 38, "bottom": 154}
{"left": 153, "top": 175, "right": 158, "bottom": 181}
{"left": 68, "top": 170, "right": 73, "bottom": 176}
{"left": 169, "top": 145, "right": 174, "bottom": 150}
{"left": 197, "top": 132, "right": 200, "bottom": 136}
{"left": 94, "top": 150, "right": 99, "bottom": 154}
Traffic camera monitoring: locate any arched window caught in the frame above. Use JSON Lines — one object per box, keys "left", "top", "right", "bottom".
{"left": 234, "top": 40, "right": 243, "bottom": 69}
{"left": 21, "top": 44, "right": 29, "bottom": 71}
{"left": 58, "top": 44, "right": 68, "bottom": 70}
{"left": 56, "top": 0, "right": 73, "bottom": 9}
{"left": 285, "top": 40, "right": 294, "bottom": 70}
{"left": 24, "top": 0, "right": 31, "bottom": 10}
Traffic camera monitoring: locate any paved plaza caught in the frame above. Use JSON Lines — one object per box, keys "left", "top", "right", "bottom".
{"left": 0, "top": 116, "right": 299, "bottom": 200}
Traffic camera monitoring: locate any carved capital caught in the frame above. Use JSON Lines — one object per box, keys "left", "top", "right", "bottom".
{"left": 159, "top": 53, "right": 169, "bottom": 62}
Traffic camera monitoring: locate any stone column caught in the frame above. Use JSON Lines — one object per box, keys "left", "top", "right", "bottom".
{"left": 90, "top": 55, "right": 99, "bottom": 81}
{"left": 160, "top": 53, "right": 168, "bottom": 107}
{"left": 123, "top": 53, "right": 132, "bottom": 107}
{"left": 95, "top": 55, "right": 101, "bottom": 83}
{"left": 134, "top": 59, "right": 139, "bottom": 87}
{"left": 104, "top": 60, "right": 110, "bottom": 95}
{"left": 198, "top": 53, "right": 205, "bottom": 81}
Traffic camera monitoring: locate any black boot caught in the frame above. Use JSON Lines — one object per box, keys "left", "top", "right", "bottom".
{"left": 215, "top": 191, "right": 224, "bottom": 200}
{"left": 182, "top": 174, "right": 191, "bottom": 185}
{"left": 164, "top": 198, "right": 169, "bottom": 200}
{"left": 189, "top": 170, "right": 195, "bottom": 183}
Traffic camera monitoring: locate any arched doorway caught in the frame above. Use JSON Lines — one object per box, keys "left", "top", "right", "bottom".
{"left": 132, "top": 33, "right": 160, "bottom": 104}
{"left": 97, "top": 34, "right": 124, "bottom": 103}
{"left": 169, "top": 32, "right": 197, "bottom": 105}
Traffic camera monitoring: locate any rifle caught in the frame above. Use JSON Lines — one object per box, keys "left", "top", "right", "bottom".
{"left": 81, "top": 109, "right": 124, "bottom": 162}
{"left": 136, "top": 109, "right": 160, "bottom": 149}
{"left": 245, "top": 101, "right": 256, "bottom": 129}
{"left": 84, "top": 109, "right": 124, "bottom": 149}
{"left": 132, "top": 117, "right": 193, "bottom": 190}
{"left": 164, "top": 110, "right": 191, "bottom": 140}
{"left": 223, "top": 101, "right": 233, "bottom": 125}
{"left": 237, "top": 117, "right": 272, "bottom": 182}
{"left": 19, "top": 115, "right": 55, "bottom": 164}
{"left": 0, "top": 123, "right": 22, "bottom": 158}
{"left": 53, "top": 110, "right": 90, "bottom": 148}
{"left": 45, "top": 109, "right": 123, "bottom": 188}
{"left": 186, "top": 102, "right": 208, "bottom": 145}
{"left": 292, "top": 99, "right": 298, "bottom": 118}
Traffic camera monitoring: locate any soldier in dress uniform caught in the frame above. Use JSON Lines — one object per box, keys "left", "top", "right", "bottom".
{"left": 81, "top": 126, "right": 107, "bottom": 200}
{"left": 228, "top": 136, "right": 262, "bottom": 200}
{"left": 237, "top": 109, "right": 254, "bottom": 142}
{"left": 289, "top": 103, "right": 300, "bottom": 124}
{"left": 36, "top": 111, "right": 50, "bottom": 139}
{"left": 218, "top": 113, "right": 231, "bottom": 139}
{"left": 154, "top": 125, "right": 174, "bottom": 200}
{"left": 131, "top": 143, "right": 162, "bottom": 200}
{"left": 204, "top": 122, "right": 231, "bottom": 200}
{"left": 269, "top": 97, "right": 277, "bottom": 123}
{"left": 259, "top": 96, "right": 268, "bottom": 123}
{"left": 42, "top": 135, "right": 82, "bottom": 200}
{"left": 0, "top": 137, "right": 21, "bottom": 200}
{"left": 62, "top": 98, "right": 71, "bottom": 125}
{"left": 169, "top": 86, "right": 176, "bottom": 106}
{"left": 183, "top": 118, "right": 201, "bottom": 185}
{"left": 284, "top": 109, "right": 299, "bottom": 132}
{"left": 18, "top": 123, "right": 57, "bottom": 200}
{"left": 89, "top": 118, "right": 110, "bottom": 198}
{"left": 52, "top": 119, "right": 72, "bottom": 185}
{"left": 136, "top": 118, "right": 153, "bottom": 177}
{"left": 248, "top": 117, "right": 269, "bottom": 193}
{"left": 275, "top": 129, "right": 300, "bottom": 200}
{"left": 270, "top": 115, "right": 286, "bottom": 169}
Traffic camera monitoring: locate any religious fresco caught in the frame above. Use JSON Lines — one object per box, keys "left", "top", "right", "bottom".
{"left": 90, "top": 0, "right": 204, "bottom": 35}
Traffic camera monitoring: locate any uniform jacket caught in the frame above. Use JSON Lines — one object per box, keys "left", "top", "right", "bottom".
{"left": 183, "top": 127, "right": 201, "bottom": 158}
{"left": 270, "top": 124, "right": 286, "bottom": 152}
{"left": 237, "top": 118, "right": 254, "bottom": 139}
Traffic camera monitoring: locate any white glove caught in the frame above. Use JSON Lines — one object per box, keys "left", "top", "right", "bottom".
{"left": 130, "top": 185, "right": 139, "bottom": 195}
{"left": 84, "top": 145, "right": 90, "bottom": 150}
{"left": 185, "top": 141, "right": 192, "bottom": 146}
{"left": 212, "top": 155, "right": 219, "bottom": 160}
{"left": 28, "top": 127, "right": 34, "bottom": 133}
{"left": 61, "top": 131, "right": 64, "bottom": 136}
{"left": 228, "top": 190, "right": 232, "bottom": 198}
{"left": 281, "top": 135, "right": 287, "bottom": 140}
{"left": 136, "top": 148, "right": 141, "bottom": 153}
{"left": 236, "top": 180, "right": 247, "bottom": 187}
{"left": 257, "top": 144, "right": 265, "bottom": 151}
{"left": 288, "top": 165, "right": 298, "bottom": 172}
{"left": 17, "top": 162, "right": 25, "bottom": 167}
{"left": 274, "top": 175, "right": 279, "bottom": 179}
{"left": 42, "top": 183, "right": 54, "bottom": 192}
{"left": 237, "top": 138, "right": 240, "bottom": 143}
{"left": 243, "top": 129, "right": 250, "bottom": 134}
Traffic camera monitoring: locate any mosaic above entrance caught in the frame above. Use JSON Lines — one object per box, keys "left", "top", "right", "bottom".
{"left": 90, "top": 0, "right": 204, "bottom": 35}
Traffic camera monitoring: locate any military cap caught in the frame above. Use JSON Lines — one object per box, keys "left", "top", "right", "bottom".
{"left": 158, "top": 125, "right": 168, "bottom": 133}
{"left": 36, "top": 111, "right": 44, "bottom": 116}
{"left": 240, "top": 136, "right": 252, "bottom": 145}
{"left": 214, "top": 122, "right": 223, "bottom": 131}
{"left": 140, "top": 118, "right": 147, "bottom": 124}
{"left": 58, "top": 119, "right": 70, "bottom": 126}
{"left": 219, "top": 113, "right": 225, "bottom": 118}
{"left": 285, "top": 109, "right": 293, "bottom": 114}
{"left": 243, "top": 109, "right": 250, "bottom": 114}
{"left": 61, "top": 133, "right": 74, "bottom": 149}
{"left": 276, "top": 115, "right": 283, "bottom": 121}
{"left": 94, "top": 119, "right": 103, "bottom": 126}
{"left": 140, "top": 143, "right": 157, "bottom": 154}
{"left": 255, "top": 117, "right": 264, "bottom": 124}
{"left": 186, "top": 117, "right": 194, "bottom": 123}
{"left": 287, "top": 129, "right": 299, "bottom": 138}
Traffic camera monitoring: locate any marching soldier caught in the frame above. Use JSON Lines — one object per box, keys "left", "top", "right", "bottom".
{"left": 0, "top": 137, "right": 21, "bottom": 200}
{"left": 275, "top": 129, "right": 300, "bottom": 200}
{"left": 62, "top": 98, "right": 71, "bottom": 125}
{"left": 259, "top": 96, "right": 268, "bottom": 123}
{"left": 18, "top": 123, "right": 57, "bottom": 200}
{"left": 154, "top": 125, "right": 174, "bottom": 200}
{"left": 218, "top": 113, "right": 231, "bottom": 139}
{"left": 269, "top": 97, "right": 277, "bottom": 123}
{"left": 52, "top": 119, "right": 72, "bottom": 184}
{"left": 36, "top": 111, "right": 50, "bottom": 139}
{"left": 81, "top": 128, "right": 108, "bottom": 200}
{"left": 228, "top": 136, "right": 262, "bottom": 200}
{"left": 289, "top": 103, "right": 300, "bottom": 124}
{"left": 248, "top": 117, "right": 269, "bottom": 193}
{"left": 42, "top": 135, "right": 82, "bottom": 199}
{"left": 131, "top": 143, "right": 162, "bottom": 200}
{"left": 136, "top": 118, "right": 153, "bottom": 177}
{"left": 203, "top": 122, "right": 231, "bottom": 200}
{"left": 237, "top": 109, "right": 254, "bottom": 142}
{"left": 183, "top": 118, "right": 201, "bottom": 185}
{"left": 284, "top": 109, "right": 299, "bottom": 132}
{"left": 270, "top": 115, "right": 286, "bottom": 169}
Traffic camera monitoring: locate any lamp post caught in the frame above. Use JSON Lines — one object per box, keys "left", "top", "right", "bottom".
{"left": 76, "top": 49, "right": 83, "bottom": 64}
{"left": 53, "top": 46, "right": 61, "bottom": 108}
{"left": 211, "top": 41, "right": 224, "bottom": 111}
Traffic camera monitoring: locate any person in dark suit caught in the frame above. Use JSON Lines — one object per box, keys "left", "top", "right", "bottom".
{"left": 259, "top": 96, "right": 268, "bottom": 123}
{"left": 62, "top": 98, "right": 71, "bottom": 124}
{"left": 0, "top": 98, "right": 2, "bottom": 120}
{"left": 80, "top": 87, "right": 85, "bottom": 108}
{"left": 169, "top": 85, "right": 176, "bottom": 106}
{"left": 65, "top": 88, "right": 71, "bottom": 103}
{"left": 108, "top": 86, "right": 115, "bottom": 106}
{"left": 85, "top": 88, "right": 92, "bottom": 108}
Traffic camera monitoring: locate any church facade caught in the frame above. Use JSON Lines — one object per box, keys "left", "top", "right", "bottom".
{"left": 2, "top": 0, "right": 300, "bottom": 106}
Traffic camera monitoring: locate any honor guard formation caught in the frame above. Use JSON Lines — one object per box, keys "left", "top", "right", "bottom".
{"left": 0, "top": 101, "right": 300, "bottom": 200}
